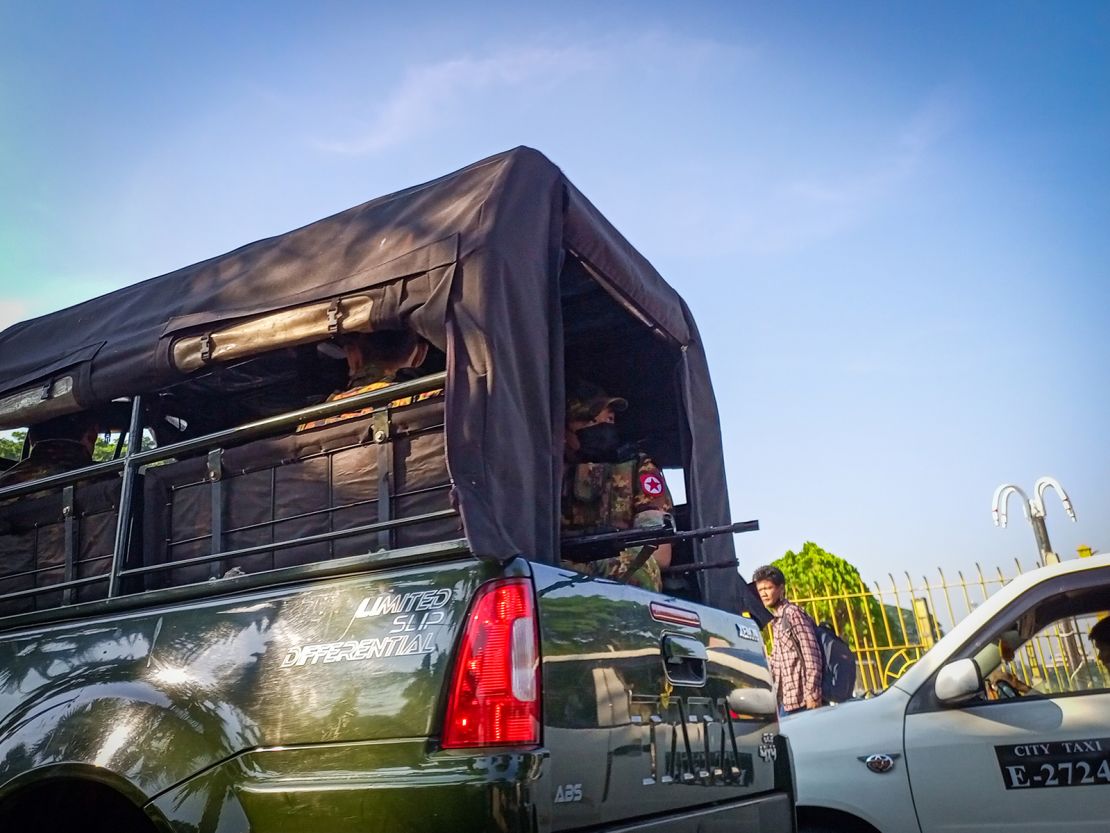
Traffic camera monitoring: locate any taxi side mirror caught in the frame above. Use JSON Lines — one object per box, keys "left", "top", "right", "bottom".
{"left": 934, "top": 658, "right": 982, "bottom": 704}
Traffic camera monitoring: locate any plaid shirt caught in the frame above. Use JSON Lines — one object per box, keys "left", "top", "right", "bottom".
{"left": 769, "top": 599, "right": 823, "bottom": 712}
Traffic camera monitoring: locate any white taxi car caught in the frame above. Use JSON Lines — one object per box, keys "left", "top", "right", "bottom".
{"left": 783, "top": 554, "right": 1110, "bottom": 832}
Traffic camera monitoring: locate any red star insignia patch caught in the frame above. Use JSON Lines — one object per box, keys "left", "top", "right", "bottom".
{"left": 640, "top": 473, "right": 664, "bottom": 496}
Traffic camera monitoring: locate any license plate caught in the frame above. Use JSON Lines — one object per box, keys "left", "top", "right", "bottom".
{"left": 995, "top": 737, "right": 1110, "bottom": 789}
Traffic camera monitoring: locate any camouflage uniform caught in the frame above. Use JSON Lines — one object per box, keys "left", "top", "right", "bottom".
{"left": 560, "top": 455, "right": 673, "bottom": 591}
{"left": 0, "top": 440, "right": 93, "bottom": 489}
{"left": 297, "top": 375, "right": 442, "bottom": 432}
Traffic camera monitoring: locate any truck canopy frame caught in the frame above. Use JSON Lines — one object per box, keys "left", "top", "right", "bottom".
{"left": 0, "top": 147, "right": 746, "bottom": 610}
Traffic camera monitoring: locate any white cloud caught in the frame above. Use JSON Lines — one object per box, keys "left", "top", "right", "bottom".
{"left": 789, "top": 91, "right": 958, "bottom": 207}
{"left": 753, "top": 90, "right": 962, "bottom": 253}
{"left": 651, "top": 89, "right": 964, "bottom": 258}
{"left": 0, "top": 299, "right": 27, "bottom": 331}
{"left": 314, "top": 32, "right": 743, "bottom": 155}
{"left": 316, "top": 45, "right": 602, "bottom": 155}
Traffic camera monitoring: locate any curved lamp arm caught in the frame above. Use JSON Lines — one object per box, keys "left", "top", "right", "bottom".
{"left": 1034, "top": 476, "right": 1077, "bottom": 523}
{"left": 991, "top": 484, "right": 1030, "bottom": 528}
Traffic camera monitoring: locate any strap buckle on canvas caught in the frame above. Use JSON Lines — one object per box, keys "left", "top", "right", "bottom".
{"left": 327, "top": 299, "right": 343, "bottom": 334}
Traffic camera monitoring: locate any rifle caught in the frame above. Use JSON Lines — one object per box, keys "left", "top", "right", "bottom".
{"left": 660, "top": 558, "right": 748, "bottom": 575}
{"left": 560, "top": 519, "right": 759, "bottom": 564}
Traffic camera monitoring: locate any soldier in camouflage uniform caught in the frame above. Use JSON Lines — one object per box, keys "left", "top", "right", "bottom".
{"left": 298, "top": 330, "right": 441, "bottom": 432}
{"left": 0, "top": 412, "right": 100, "bottom": 489}
{"left": 560, "top": 383, "right": 673, "bottom": 591}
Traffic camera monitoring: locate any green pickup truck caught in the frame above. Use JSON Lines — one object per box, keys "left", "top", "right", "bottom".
{"left": 0, "top": 148, "right": 795, "bottom": 832}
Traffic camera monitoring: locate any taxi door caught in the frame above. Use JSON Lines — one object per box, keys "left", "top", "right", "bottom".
{"left": 903, "top": 568, "right": 1110, "bottom": 832}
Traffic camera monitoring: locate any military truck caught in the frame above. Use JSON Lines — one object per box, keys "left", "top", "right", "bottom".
{"left": 0, "top": 147, "right": 795, "bottom": 832}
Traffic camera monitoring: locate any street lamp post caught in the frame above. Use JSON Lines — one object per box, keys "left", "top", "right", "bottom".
{"left": 991, "top": 476, "right": 1077, "bottom": 565}
{"left": 993, "top": 478, "right": 1083, "bottom": 675}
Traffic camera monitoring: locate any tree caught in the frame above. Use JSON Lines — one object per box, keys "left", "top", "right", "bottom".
{"left": 1, "top": 429, "right": 144, "bottom": 464}
{"left": 773, "top": 541, "right": 883, "bottom": 648}
{"left": 0, "top": 431, "right": 24, "bottom": 461}
{"left": 773, "top": 541, "right": 925, "bottom": 691}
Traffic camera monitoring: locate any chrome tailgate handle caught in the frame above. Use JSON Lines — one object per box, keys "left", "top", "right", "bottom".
{"left": 661, "top": 634, "right": 708, "bottom": 686}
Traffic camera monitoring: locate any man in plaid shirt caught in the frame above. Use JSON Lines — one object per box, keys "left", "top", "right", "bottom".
{"left": 753, "top": 565, "right": 823, "bottom": 714}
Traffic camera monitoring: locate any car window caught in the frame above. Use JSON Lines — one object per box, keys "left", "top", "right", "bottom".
{"left": 973, "top": 595, "right": 1110, "bottom": 702}
{"left": 996, "top": 609, "right": 1109, "bottom": 697}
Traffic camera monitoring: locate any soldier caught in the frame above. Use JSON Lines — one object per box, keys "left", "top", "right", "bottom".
{"left": 298, "top": 330, "right": 440, "bottom": 432}
{"left": 560, "top": 382, "right": 673, "bottom": 591}
{"left": 0, "top": 411, "right": 101, "bottom": 488}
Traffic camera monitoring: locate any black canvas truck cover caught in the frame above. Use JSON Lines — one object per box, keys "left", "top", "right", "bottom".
{"left": 0, "top": 146, "right": 754, "bottom": 612}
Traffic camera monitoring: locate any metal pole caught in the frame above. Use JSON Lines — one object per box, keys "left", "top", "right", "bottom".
{"left": 107, "top": 396, "right": 144, "bottom": 598}
{"left": 1030, "top": 516, "right": 1057, "bottom": 565}
{"left": 994, "top": 479, "right": 1083, "bottom": 671}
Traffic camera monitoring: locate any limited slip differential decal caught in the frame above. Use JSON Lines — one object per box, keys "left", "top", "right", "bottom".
{"left": 995, "top": 737, "right": 1110, "bottom": 789}
{"left": 281, "top": 589, "right": 452, "bottom": 668}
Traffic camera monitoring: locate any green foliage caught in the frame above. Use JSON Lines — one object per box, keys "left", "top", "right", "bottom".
{"left": 93, "top": 434, "right": 123, "bottom": 461}
{"left": 0, "top": 431, "right": 24, "bottom": 462}
{"left": 774, "top": 541, "right": 866, "bottom": 602}
{"left": 772, "top": 541, "right": 932, "bottom": 674}
{"left": 1, "top": 430, "right": 150, "bottom": 464}
{"left": 773, "top": 541, "right": 883, "bottom": 648}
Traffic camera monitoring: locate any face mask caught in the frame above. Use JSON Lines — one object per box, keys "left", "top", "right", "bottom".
{"left": 575, "top": 423, "right": 621, "bottom": 462}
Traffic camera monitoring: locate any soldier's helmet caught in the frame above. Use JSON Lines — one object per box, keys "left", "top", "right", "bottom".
{"left": 566, "top": 381, "right": 628, "bottom": 424}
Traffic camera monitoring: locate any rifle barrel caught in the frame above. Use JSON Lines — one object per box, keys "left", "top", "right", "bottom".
{"left": 561, "top": 519, "right": 759, "bottom": 553}
{"left": 660, "top": 558, "right": 741, "bottom": 574}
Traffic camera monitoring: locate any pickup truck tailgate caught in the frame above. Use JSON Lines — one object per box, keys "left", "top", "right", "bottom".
{"left": 534, "top": 562, "right": 779, "bottom": 829}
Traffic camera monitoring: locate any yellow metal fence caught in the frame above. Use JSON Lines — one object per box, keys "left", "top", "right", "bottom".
{"left": 791, "top": 558, "right": 1106, "bottom": 696}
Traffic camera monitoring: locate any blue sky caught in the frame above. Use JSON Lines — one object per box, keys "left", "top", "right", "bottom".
{"left": 2, "top": 1, "right": 1107, "bottom": 581}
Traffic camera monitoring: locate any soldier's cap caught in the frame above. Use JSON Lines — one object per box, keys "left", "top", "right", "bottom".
{"left": 566, "top": 382, "right": 628, "bottom": 423}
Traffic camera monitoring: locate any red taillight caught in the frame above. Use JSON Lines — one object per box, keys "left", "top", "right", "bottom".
{"left": 442, "top": 578, "right": 541, "bottom": 748}
{"left": 649, "top": 601, "right": 701, "bottom": 628}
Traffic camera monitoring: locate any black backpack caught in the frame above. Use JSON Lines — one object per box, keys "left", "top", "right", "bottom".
{"left": 815, "top": 621, "right": 857, "bottom": 703}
